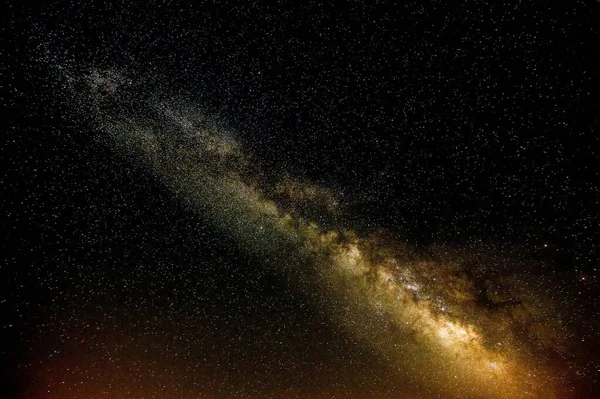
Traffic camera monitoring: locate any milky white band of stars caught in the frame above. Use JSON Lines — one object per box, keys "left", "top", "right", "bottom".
{"left": 56, "top": 67, "right": 578, "bottom": 398}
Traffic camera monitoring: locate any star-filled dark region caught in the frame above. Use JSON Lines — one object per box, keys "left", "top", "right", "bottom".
{"left": 3, "top": 1, "right": 600, "bottom": 398}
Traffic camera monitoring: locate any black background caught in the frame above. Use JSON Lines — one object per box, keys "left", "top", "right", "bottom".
{"left": 3, "top": 0, "right": 599, "bottom": 396}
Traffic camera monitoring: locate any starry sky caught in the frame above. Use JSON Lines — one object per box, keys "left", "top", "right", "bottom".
{"left": 3, "top": 1, "right": 599, "bottom": 398}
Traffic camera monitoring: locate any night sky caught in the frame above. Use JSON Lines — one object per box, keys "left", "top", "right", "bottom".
{"left": 3, "top": 1, "right": 599, "bottom": 398}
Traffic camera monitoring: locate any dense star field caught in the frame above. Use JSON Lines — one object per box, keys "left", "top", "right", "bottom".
{"left": 3, "top": 1, "right": 599, "bottom": 398}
